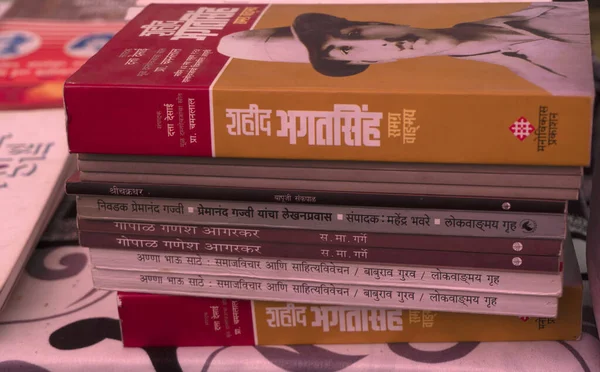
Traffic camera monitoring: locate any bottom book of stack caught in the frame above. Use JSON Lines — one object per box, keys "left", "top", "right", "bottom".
{"left": 95, "top": 238, "right": 583, "bottom": 347}
{"left": 115, "top": 241, "right": 582, "bottom": 347}
{"left": 89, "top": 237, "right": 575, "bottom": 319}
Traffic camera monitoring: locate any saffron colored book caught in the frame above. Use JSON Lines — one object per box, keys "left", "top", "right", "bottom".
{"left": 116, "top": 240, "right": 582, "bottom": 347}
{"left": 64, "top": 1, "right": 595, "bottom": 166}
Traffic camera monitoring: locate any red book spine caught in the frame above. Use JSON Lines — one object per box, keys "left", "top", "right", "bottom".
{"left": 117, "top": 292, "right": 256, "bottom": 347}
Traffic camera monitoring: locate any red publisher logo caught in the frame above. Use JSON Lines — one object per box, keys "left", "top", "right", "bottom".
{"left": 509, "top": 117, "right": 535, "bottom": 141}
{"left": 520, "top": 317, "right": 530, "bottom": 322}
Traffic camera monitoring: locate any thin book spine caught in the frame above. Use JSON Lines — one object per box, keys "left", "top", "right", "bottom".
{"left": 65, "top": 176, "right": 569, "bottom": 214}
{"left": 76, "top": 171, "right": 579, "bottom": 200}
{"left": 75, "top": 196, "right": 567, "bottom": 239}
{"left": 93, "top": 268, "right": 558, "bottom": 317}
{"left": 76, "top": 218, "right": 564, "bottom": 256}
{"left": 78, "top": 231, "right": 562, "bottom": 272}
{"left": 89, "top": 247, "right": 563, "bottom": 296}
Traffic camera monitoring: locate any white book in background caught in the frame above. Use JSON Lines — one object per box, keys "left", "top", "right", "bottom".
{"left": 0, "top": 109, "right": 75, "bottom": 311}
{"left": 91, "top": 267, "right": 559, "bottom": 317}
{"left": 89, "top": 247, "right": 563, "bottom": 296}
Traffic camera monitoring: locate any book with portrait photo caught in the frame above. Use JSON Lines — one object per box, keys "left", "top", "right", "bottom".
{"left": 64, "top": 1, "right": 595, "bottom": 166}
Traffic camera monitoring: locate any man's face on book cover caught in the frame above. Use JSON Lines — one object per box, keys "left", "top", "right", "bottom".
{"left": 320, "top": 24, "right": 458, "bottom": 63}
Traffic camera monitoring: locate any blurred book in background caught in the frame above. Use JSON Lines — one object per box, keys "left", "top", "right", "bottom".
{"left": 0, "top": 109, "right": 74, "bottom": 310}
{"left": 0, "top": 0, "right": 133, "bottom": 110}
{"left": 0, "top": 0, "right": 136, "bottom": 310}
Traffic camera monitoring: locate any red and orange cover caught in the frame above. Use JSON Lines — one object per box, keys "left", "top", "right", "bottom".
{"left": 65, "top": 2, "right": 594, "bottom": 165}
{"left": 116, "top": 282, "right": 582, "bottom": 346}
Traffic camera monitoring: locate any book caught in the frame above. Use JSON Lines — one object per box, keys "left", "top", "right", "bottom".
{"left": 75, "top": 195, "right": 567, "bottom": 239}
{"left": 75, "top": 154, "right": 584, "bottom": 189}
{"left": 66, "top": 173, "right": 569, "bottom": 214}
{"left": 80, "top": 230, "right": 563, "bottom": 272}
{"left": 115, "top": 233, "right": 581, "bottom": 346}
{"left": 76, "top": 218, "right": 565, "bottom": 256}
{"left": 0, "top": 109, "right": 75, "bottom": 311}
{"left": 95, "top": 267, "right": 559, "bottom": 316}
{"left": 89, "top": 246, "right": 564, "bottom": 295}
{"left": 76, "top": 171, "right": 580, "bottom": 200}
{"left": 0, "top": 0, "right": 128, "bottom": 109}
{"left": 123, "top": 0, "right": 557, "bottom": 24}
{"left": 64, "top": 1, "right": 595, "bottom": 166}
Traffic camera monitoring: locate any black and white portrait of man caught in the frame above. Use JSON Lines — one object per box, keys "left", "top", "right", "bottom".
{"left": 217, "top": 2, "right": 593, "bottom": 95}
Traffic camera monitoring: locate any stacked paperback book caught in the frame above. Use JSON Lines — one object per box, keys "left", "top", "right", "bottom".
{"left": 64, "top": 1, "right": 591, "bottom": 346}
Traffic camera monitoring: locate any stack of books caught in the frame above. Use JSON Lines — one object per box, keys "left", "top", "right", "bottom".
{"left": 63, "top": 1, "right": 592, "bottom": 346}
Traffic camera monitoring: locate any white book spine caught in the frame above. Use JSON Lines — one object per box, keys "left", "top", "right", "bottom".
{"left": 89, "top": 248, "right": 562, "bottom": 296}
{"left": 91, "top": 267, "right": 559, "bottom": 317}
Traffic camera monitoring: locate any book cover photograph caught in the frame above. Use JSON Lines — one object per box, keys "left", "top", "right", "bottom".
{"left": 64, "top": 1, "right": 595, "bottom": 165}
